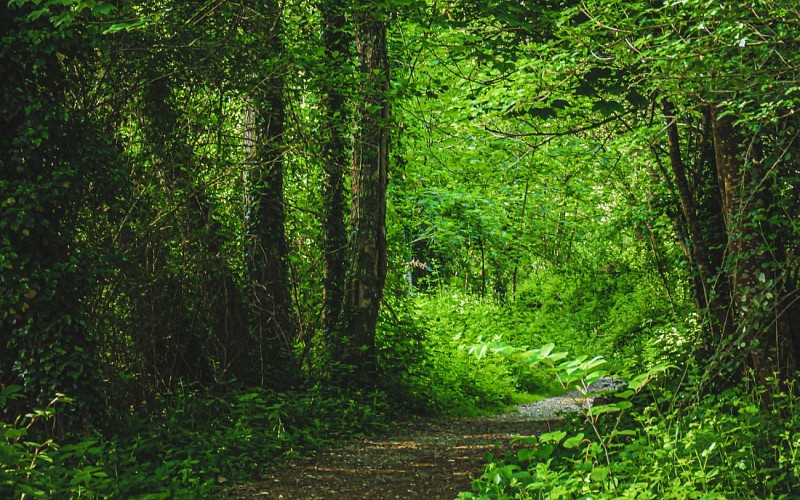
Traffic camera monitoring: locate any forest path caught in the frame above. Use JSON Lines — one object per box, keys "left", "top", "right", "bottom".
{"left": 230, "top": 379, "right": 621, "bottom": 498}
{"left": 231, "top": 412, "right": 558, "bottom": 499}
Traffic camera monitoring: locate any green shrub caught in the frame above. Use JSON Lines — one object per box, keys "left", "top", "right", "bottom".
{"left": 512, "top": 267, "right": 682, "bottom": 370}
{"left": 395, "top": 292, "right": 562, "bottom": 416}
{"left": 0, "top": 385, "right": 64, "bottom": 498}
{"left": 0, "top": 384, "right": 389, "bottom": 498}
{"left": 459, "top": 347, "right": 800, "bottom": 499}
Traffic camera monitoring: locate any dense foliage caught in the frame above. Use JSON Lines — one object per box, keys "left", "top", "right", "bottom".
{"left": 460, "top": 346, "right": 800, "bottom": 498}
{"left": 1, "top": 383, "right": 387, "bottom": 497}
{"left": 1, "top": 0, "right": 799, "bottom": 497}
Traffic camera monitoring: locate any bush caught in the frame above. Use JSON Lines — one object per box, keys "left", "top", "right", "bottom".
{"left": 0, "top": 384, "right": 389, "bottom": 498}
{"left": 391, "top": 292, "right": 563, "bottom": 416}
{"left": 460, "top": 355, "right": 800, "bottom": 499}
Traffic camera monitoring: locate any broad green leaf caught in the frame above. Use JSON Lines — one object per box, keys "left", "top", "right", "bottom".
{"left": 540, "top": 430, "right": 567, "bottom": 443}
{"left": 517, "top": 447, "right": 534, "bottom": 462}
{"left": 563, "top": 432, "right": 584, "bottom": 449}
{"left": 590, "top": 466, "right": 610, "bottom": 482}
{"left": 588, "top": 401, "right": 632, "bottom": 416}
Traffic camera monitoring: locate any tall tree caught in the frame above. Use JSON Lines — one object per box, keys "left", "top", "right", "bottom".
{"left": 338, "top": 4, "right": 391, "bottom": 385}
{"left": 242, "top": 0, "right": 298, "bottom": 386}
{"left": 710, "top": 104, "right": 797, "bottom": 385}
{"left": 319, "top": 0, "right": 351, "bottom": 366}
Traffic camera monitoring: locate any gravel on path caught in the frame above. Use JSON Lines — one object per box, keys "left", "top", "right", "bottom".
{"left": 230, "top": 379, "right": 625, "bottom": 498}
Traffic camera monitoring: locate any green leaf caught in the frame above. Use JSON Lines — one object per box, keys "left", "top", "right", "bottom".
{"left": 562, "top": 432, "right": 584, "bottom": 448}
{"left": 526, "top": 107, "right": 557, "bottom": 119}
{"left": 27, "top": 7, "right": 51, "bottom": 21}
{"left": 590, "top": 466, "right": 610, "bottom": 482}
{"left": 517, "top": 447, "right": 535, "bottom": 462}
{"left": 588, "top": 401, "right": 632, "bottom": 416}
{"left": 626, "top": 90, "right": 649, "bottom": 108}
{"left": 102, "top": 18, "right": 148, "bottom": 34}
{"left": 539, "top": 343, "right": 555, "bottom": 357}
{"left": 2, "top": 427, "right": 27, "bottom": 440}
{"left": 584, "top": 370, "right": 607, "bottom": 385}
{"left": 592, "top": 99, "right": 625, "bottom": 116}
{"left": 512, "top": 436, "right": 538, "bottom": 445}
{"left": 535, "top": 443, "right": 555, "bottom": 459}
{"left": 539, "top": 430, "right": 567, "bottom": 443}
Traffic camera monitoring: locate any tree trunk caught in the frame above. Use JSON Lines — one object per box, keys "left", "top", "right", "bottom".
{"left": 662, "top": 101, "right": 732, "bottom": 353}
{"left": 340, "top": 7, "right": 391, "bottom": 386}
{"left": 320, "top": 0, "right": 350, "bottom": 367}
{"left": 479, "top": 237, "right": 486, "bottom": 298}
{"left": 243, "top": 0, "right": 298, "bottom": 387}
{"left": 711, "top": 104, "right": 787, "bottom": 387}
{"left": 511, "top": 178, "right": 529, "bottom": 299}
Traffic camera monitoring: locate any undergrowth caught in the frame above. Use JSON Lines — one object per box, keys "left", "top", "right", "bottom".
{"left": 458, "top": 343, "right": 800, "bottom": 499}
{"left": 384, "top": 265, "right": 674, "bottom": 417}
{"left": 0, "top": 384, "right": 388, "bottom": 498}
{"left": 379, "top": 291, "right": 564, "bottom": 417}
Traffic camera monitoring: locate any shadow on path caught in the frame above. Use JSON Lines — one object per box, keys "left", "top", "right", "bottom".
{"left": 231, "top": 415, "right": 559, "bottom": 499}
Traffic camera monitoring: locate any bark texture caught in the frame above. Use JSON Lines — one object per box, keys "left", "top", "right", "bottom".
{"left": 340, "top": 8, "right": 391, "bottom": 385}
{"left": 320, "top": 0, "right": 350, "bottom": 363}
{"left": 711, "top": 104, "right": 794, "bottom": 385}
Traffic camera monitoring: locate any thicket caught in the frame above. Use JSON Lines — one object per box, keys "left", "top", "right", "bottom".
{"left": 460, "top": 347, "right": 800, "bottom": 498}
{"left": 1, "top": 384, "right": 388, "bottom": 497}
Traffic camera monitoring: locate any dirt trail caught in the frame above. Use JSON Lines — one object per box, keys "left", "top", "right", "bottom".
{"left": 231, "top": 381, "right": 622, "bottom": 499}
{"left": 231, "top": 413, "right": 558, "bottom": 499}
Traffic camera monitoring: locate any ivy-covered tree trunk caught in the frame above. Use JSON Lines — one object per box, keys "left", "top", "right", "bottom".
{"left": 0, "top": 5, "right": 103, "bottom": 426}
{"left": 711, "top": 105, "right": 796, "bottom": 384}
{"left": 242, "top": 0, "right": 298, "bottom": 387}
{"left": 320, "top": 0, "right": 350, "bottom": 366}
{"left": 339, "top": 7, "right": 391, "bottom": 385}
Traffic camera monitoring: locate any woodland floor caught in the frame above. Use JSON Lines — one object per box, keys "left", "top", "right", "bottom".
{"left": 226, "top": 385, "right": 619, "bottom": 500}
{"left": 230, "top": 413, "right": 558, "bottom": 499}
